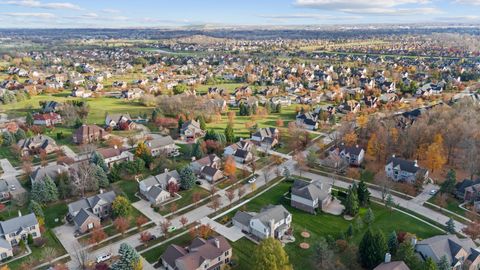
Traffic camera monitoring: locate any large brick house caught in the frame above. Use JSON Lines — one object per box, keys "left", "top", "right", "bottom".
{"left": 73, "top": 124, "right": 107, "bottom": 144}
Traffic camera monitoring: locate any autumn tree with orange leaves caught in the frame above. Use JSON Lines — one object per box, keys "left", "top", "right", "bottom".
{"left": 224, "top": 156, "right": 236, "bottom": 177}
{"left": 425, "top": 134, "right": 447, "bottom": 173}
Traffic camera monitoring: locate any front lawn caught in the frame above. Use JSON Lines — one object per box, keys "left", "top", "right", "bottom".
{"left": 44, "top": 203, "right": 68, "bottom": 228}
{"left": 158, "top": 186, "right": 210, "bottom": 215}
{"left": 113, "top": 180, "right": 140, "bottom": 203}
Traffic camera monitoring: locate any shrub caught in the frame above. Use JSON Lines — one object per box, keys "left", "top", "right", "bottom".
{"left": 33, "top": 237, "right": 47, "bottom": 247}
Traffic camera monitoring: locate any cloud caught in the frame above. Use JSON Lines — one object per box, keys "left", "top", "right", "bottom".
{"left": 2, "top": 0, "right": 82, "bottom": 10}
{"left": 436, "top": 15, "right": 480, "bottom": 21}
{"left": 101, "top": 8, "right": 120, "bottom": 14}
{"left": 454, "top": 0, "right": 480, "bottom": 4}
{"left": 259, "top": 13, "right": 362, "bottom": 20}
{"left": 294, "top": 0, "right": 439, "bottom": 15}
{"left": 1, "top": 12, "right": 55, "bottom": 19}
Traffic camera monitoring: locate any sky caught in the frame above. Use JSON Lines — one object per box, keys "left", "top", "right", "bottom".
{"left": 0, "top": 0, "right": 480, "bottom": 28}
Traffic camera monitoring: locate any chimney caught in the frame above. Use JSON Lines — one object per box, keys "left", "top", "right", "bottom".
{"left": 269, "top": 219, "right": 275, "bottom": 238}
{"left": 114, "top": 145, "right": 118, "bottom": 149}
{"left": 99, "top": 189, "right": 103, "bottom": 194}
{"left": 191, "top": 156, "right": 196, "bottom": 161}
{"left": 384, "top": 253, "right": 391, "bottom": 263}
{"left": 164, "top": 168, "right": 168, "bottom": 174}
{"left": 414, "top": 160, "right": 418, "bottom": 167}
{"left": 214, "top": 238, "right": 220, "bottom": 249}
{"left": 411, "top": 237, "right": 417, "bottom": 246}
{"left": 18, "top": 210, "right": 22, "bottom": 217}
{"left": 392, "top": 154, "right": 395, "bottom": 158}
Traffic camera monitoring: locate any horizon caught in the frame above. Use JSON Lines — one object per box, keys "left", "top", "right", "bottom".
{"left": 1, "top": 0, "right": 480, "bottom": 28}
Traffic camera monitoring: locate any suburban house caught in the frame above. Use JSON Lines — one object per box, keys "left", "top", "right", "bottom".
{"left": 105, "top": 113, "right": 136, "bottom": 130}
{"left": 17, "top": 134, "right": 59, "bottom": 157}
{"left": 296, "top": 111, "right": 319, "bottom": 130}
{"left": 0, "top": 176, "right": 26, "bottom": 202}
{"left": 71, "top": 87, "right": 93, "bottom": 98}
{"left": 180, "top": 120, "right": 205, "bottom": 142}
{"left": 97, "top": 147, "right": 134, "bottom": 168}
{"left": 73, "top": 124, "right": 107, "bottom": 144}
{"left": 0, "top": 213, "right": 41, "bottom": 260}
{"left": 146, "top": 135, "right": 180, "bottom": 157}
{"left": 33, "top": 112, "right": 62, "bottom": 127}
{"left": 455, "top": 179, "right": 480, "bottom": 200}
{"left": 385, "top": 155, "right": 428, "bottom": 183}
{"left": 329, "top": 143, "right": 365, "bottom": 166}
{"left": 30, "top": 164, "right": 70, "bottom": 184}
{"left": 200, "top": 166, "right": 224, "bottom": 183}
{"left": 190, "top": 154, "right": 222, "bottom": 174}
{"left": 464, "top": 183, "right": 480, "bottom": 203}
{"left": 232, "top": 204, "right": 292, "bottom": 240}
{"left": 374, "top": 261, "right": 410, "bottom": 270}
{"left": 139, "top": 169, "right": 179, "bottom": 205}
{"left": 160, "top": 236, "right": 232, "bottom": 270}
{"left": 121, "top": 88, "right": 144, "bottom": 100}
{"left": 291, "top": 179, "right": 333, "bottom": 214}
{"left": 224, "top": 140, "right": 255, "bottom": 164}
{"left": 67, "top": 190, "right": 116, "bottom": 234}
{"left": 415, "top": 235, "right": 480, "bottom": 270}
{"left": 251, "top": 127, "right": 279, "bottom": 149}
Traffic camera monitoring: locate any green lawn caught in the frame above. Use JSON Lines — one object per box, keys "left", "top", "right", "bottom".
{"left": 141, "top": 232, "right": 193, "bottom": 263}
{"left": 0, "top": 146, "right": 20, "bottom": 167}
{"left": 114, "top": 180, "right": 140, "bottom": 203}
{"left": 44, "top": 203, "right": 68, "bottom": 228}
{"left": 196, "top": 83, "right": 246, "bottom": 95}
{"left": 228, "top": 180, "right": 444, "bottom": 270}
{"left": 427, "top": 194, "right": 466, "bottom": 217}
{"left": 7, "top": 229, "right": 67, "bottom": 269}
{"left": 158, "top": 186, "right": 209, "bottom": 215}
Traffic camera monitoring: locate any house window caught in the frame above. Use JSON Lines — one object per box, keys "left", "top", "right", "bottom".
{"left": 1, "top": 252, "right": 6, "bottom": 259}
{"left": 224, "top": 251, "right": 229, "bottom": 256}
{"left": 88, "top": 223, "right": 94, "bottom": 230}
{"left": 32, "top": 232, "right": 37, "bottom": 237}
{"left": 30, "top": 226, "right": 36, "bottom": 230}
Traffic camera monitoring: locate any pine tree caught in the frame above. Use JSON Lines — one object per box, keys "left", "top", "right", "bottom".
{"left": 179, "top": 166, "right": 196, "bottom": 190}
{"left": 437, "top": 255, "right": 450, "bottom": 270}
{"left": 345, "top": 186, "right": 359, "bottom": 217}
{"left": 424, "top": 257, "right": 438, "bottom": 270}
{"left": 346, "top": 224, "right": 354, "bottom": 239}
{"left": 111, "top": 243, "right": 141, "bottom": 270}
{"left": 43, "top": 175, "right": 59, "bottom": 202}
{"left": 29, "top": 200, "right": 44, "bottom": 218}
{"left": 198, "top": 115, "right": 206, "bottom": 130}
{"left": 224, "top": 123, "right": 235, "bottom": 144}
{"left": 178, "top": 117, "right": 184, "bottom": 130}
{"left": 385, "top": 194, "right": 395, "bottom": 210}
{"left": 30, "top": 182, "right": 46, "bottom": 203}
{"left": 26, "top": 112, "right": 34, "bottom": 126}
{"left": 357, "top": 179, "right": 370, "bottom": 206}
{"left": 1, "top": 131, "right": 14, "bottom": 146}
{"left": 15, "top": 129, "right": 26, "bottom": 141}
{"left": 95, "top": 165, "right": 110, "bottom": 188}
{"left": 90, "top": 151, "right": 108, "bottom": 173}
{"left": 191, "top": 141, "right": 202, "bottom": 159}
{"left": 359, "top": 229, "right": 387, "bottom": 269}
{"left": 363, "top": 208, "right": 375, "bottom": 227}
{"left": 387, "top": 231, "right": 398, "bottom": 255}
{"left": 446, "top": 218, "right": 455, "bottom": 234}
{"left": 440, "top": 169, "right": 456, "bottom": 194}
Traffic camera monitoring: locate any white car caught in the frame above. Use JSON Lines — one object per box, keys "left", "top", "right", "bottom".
{"left": 96, "top": 253, "right": 112, "bottom": 263}
{"left": 248, "top": 177, "right": 256, "bottom": 184}
{"left": 429, "top": 189, "right": 437, "bottom": 195}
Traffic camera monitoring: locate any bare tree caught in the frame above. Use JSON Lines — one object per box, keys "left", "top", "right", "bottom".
{"left": 262, "top": 169, "right": 272, "bottom": 184}
{"left": 72, "top": 243, "right": 90, "bottom": 270}
{"left": 226, "top": 189, "right": 235, "bottom": 206}
{"left": 72, "top": 162, "right": 98, "bottom": 197}
{"left": 237, "top": 186, "right": 245, "bottom": 198}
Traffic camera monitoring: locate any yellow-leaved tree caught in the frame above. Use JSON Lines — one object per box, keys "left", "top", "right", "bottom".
{"left": 425, "top": 134, "right": 446, "bottom": 173}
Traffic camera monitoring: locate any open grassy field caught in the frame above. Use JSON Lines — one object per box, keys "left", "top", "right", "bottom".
{"left": 196, "top": 83, "right": 246, "bottom": 94}
{"left": 227, "top": 180, "right": 443, "bottom": 270}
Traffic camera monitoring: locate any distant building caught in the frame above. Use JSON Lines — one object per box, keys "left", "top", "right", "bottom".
{"left": 17, "top": 134, "right": 58, "bottom": 157}
{"left": 385, "top": 155, "right": 428, "bottom": 183}
{"left": 33, "top": 112, "right": 62, "bottom": 127}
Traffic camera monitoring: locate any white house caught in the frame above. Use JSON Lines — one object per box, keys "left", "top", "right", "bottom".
{"left": 232, "top": 205, "right": 292, "bottom": 240}
{"left": 385, "top": 155, "right": 428, "bottom": 183}
{"left": 139, "top": 169, "right": 179, "bottom": 205}
{"left": 0, "top": 213, "right": 41, "bottom": 260}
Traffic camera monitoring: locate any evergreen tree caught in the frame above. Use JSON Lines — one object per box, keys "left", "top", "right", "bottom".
{"left": 385, "top": 194, "right": 395, "bottom": 210}
{"left": 90, "top": 151, "right": 108, "bottom": 173}
{"left": 191, "top": 141, "right": 202, "bottom": 159}
{"left": 57, "top": 174, "right": 71, "bottom": 199}
{"left": 224, "top": 123, "right": 235, "bottom": 144}
{"left": 30, "top": 182, "right": 46, "bottom": 203}
{"left": 15, "top": 129, "right": 26, "bottom": 141}
{"left": 43, "top": 175, "right": 59, "bottom": 202}
{"left": 1, "top": 131, "right": 14, "bottom": 146}
{"left": 387, "top": 231, "right": 398, "bottom": 256}
{"left": 178, "top": 117, "right": 184, "bottom": 130}
{"left": 363, "top": 208, "right": 375, "bottom": 227}
{"left": 357, "top": 179, "right": 370, "bottom": 206}
{"left": 359, "top": 229, "right": 387, "bottom": 269}
{"left": 424, "top": 258, "right": 438, "bottom": 270}
{"left": 111, "top": 243, "right": 141, "bottom": 270}
{"left": 396, "top": 242, "right": 423, "bottom": 270}
{"left": 26, "top": 112, "right": 34, "bottom": 126}
{"left": 95, "top": 165, "right": 110, "bottom": 188}
{"left": 29, "top": 200, "right": 44, "bottom": 218}
{"left": 345, "top": 186, "right": 359, "bottom": 217}
{"left": 276, "top": 104, "right": 282, "bottom": 113}
{"left": 346, "top": 224, "right": 354, "bottom": 239}
{"left": 179, "top": 166, "right": 196, "bottom": 190}
{"left": 446, "top": 218, "right": 455, "bottom": 234}
{"left": 437, "top": 255, "right": 450, "bottom": 270}
{"left": 440, "top": 169, "right": 456, "bottom": 194}
{"left": 198, "top": 115, "right": 206, "bottom": 130}
{"left": 253, "top": 238, "right": 292, "bottom": 270}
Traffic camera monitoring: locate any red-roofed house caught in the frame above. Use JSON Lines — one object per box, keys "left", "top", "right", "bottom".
{"left": 33, "top": 112, "right": 62, "bottom": 127}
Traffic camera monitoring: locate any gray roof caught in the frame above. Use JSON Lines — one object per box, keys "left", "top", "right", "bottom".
{"left": 68, "top": 190, "right": 116, "bottom": 215}
{"left": 0, "top": 237, "right": 11, "bottom": 249}
{"left": 292, "top": 179, "right": 330, "bottom": 201}
{"left": 146, "top": 136, "right": 175, "bottom": 149}
{"left": 31, "top": 164, "right": 69, "bottom": 183}
{"left": 201, "top": 166, "right": 220, "bottom": 177}
{"left": 0, "top": 213, "right": 38, "bottom": 236}
{"left": 416, "top": 235, "right": 477, "bottom": 264}
{"left": 73, "top": 208, "right": 99, "bottom": 227}
{"left": 17, "top": 134, "right": 57, "bottom": 151}
{"left": 255, "top": 205, "right": 290, "bottom": 227}
{"left": 0, "top": 180, "right": 8, "bottom": 193}
{"left": 146, "top": 185, "right": 166, "bottom": 201}
{"left": 140, "top": 170, "right": 179, "bottom": 189}
{"left": 232, "top": 211, "right": 253, "bottom": 227}
{"left": 386, "top": 156, "right": 421, "bottom": 174}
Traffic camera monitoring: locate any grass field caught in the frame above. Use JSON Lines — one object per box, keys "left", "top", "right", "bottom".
{"left": 158, "top": 185, "right": 210, "bottom": 215}
{"left": 196, "top": 83, "right": 246, "bottom": 94}
{"left": 227, "top": 181, "right": 443, "bottom": 270}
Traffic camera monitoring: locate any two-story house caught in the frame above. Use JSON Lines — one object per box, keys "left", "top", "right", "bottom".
{"left": 17, "top": 134, "right": 59, "bottom": 157}
{"left": 180, "top": 120, "right": 205, "bottom": 142}
{"left": 0, "top": 213, "right": 41, "bottom": 260}
{"left": 160, "top": 236, "right": 232, "bottom": 270}
{"left": 97, "top": 147, "right": 134, "bottom": 169}
{"left": 105, "top": 113, "right": 136, "bottom": 130}
{"left": 224, "top": 140, "right": 254, "bottom": 164}
{"left": 146, "top": 135, "right": 180, "bottom": 157}
{"left": 296, "top": 111, "right": 319, "bottom": 130}
{"left": 233, "top": 204, "right": 292, "bottom": 240}
{"left": 415, "top": 235, "right": 480, "bottom": 270}
{"left": 33, "top": 112, "right": 62, "bottom": 127}
{"left": 291, "top": 179, "right": 333, "bottom": 214}
{"left": 251, "top": 127, "right": 279, "bottom": 150}
{"left": 385, "top": 155, "right": 428, "bottom": 183}
{"left": 139, "top": 169, "right": 179, "bottom": 205}
{"left": 73, "top": 124, "right": 107, "bottom": 145}
{"left": 67, "top": 190, "right": 116, "bottom": 234}
{"left": 329, "top": 143, "right": 365, "bottom": 166}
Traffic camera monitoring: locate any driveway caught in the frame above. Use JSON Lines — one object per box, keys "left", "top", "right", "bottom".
{"left": 0, "top": 159, "right": 17, "bottom": 176}
{"left": 132, "top": 200, "right": 165, "bottom": 225}
{"left": 53, "top": 224, "right": 78, "bottom": 256}
{"left": 199, "top": 217, "right": 244, "bottom": 242}
{"left": 411, "top": 183, "right": 439, "bottom": 204}
{"left": 61, "top": 146, "right": 78, "bottom": 160}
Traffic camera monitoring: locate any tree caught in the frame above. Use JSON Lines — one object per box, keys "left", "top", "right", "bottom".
{"left": 135, "top": 141, "right": 152, "bottom": 166}
{"left": 72, "top": 243, "right": 90, "bottom": 270}
{"left": 462, "top": 220, "right": 480, "bottom": 240}
{"left": 440, "top": 169, "right": 456, "bottom": 194}
{"left": 238, "top": 186, "right": 246, "bottom": 198}
{"left": 1, "top": 131, "right": 14, "bottom": 146}
{"left": 345, "top": 186, "right": 359, "bottom": 217}
{"left": 29, "top": 200, "right": 44, "bottom": 218}
{"left": 198, "top": 115, "right": 206, "bottom": 130}
{"left": 387, "top": 231, "right": 398, "bottom": 256}
{"left": 26, "top": 112, "right": 34, "bottom": 127}
{"left": 192, "top": 192, "right": 201, "bottom": 207}
{"left": 346, "top": 224, "right": 354, "bottom": 239}
{"left": 425, "top": 134, "right": 447, "bottom": 173}
{"left": 385, "top": 194, "right": 395, "bottom": 210}
{"left": 180, "top": 216, "right": 188, "bottom": 227}
{"left": 111, "top": 243, "right": 142, "bottom": 270}
{"left": 357, "top": 179, "right": 370, "bottom": 206}
{"left": 112, "top": 196, "right": 131, "bottom": 217}
{"left": 225, "top": 123, "right": 235, "bottom": 144}
{"left": 160, "top": 219, "right": 172, "bottom": 237}
{"left": 15, "top": 129, "right": 26, "bottom": 141}
{"left": 226, "top": 189, "right": 235, "bottom": 205}
{"left": 253, "top": 237, "right": 292, "bottom": 270}
{"left": 95, "top": 165, "right": 109, "bottom": 188}
{"left": 437, "top": 255, "right": 450, "bottom": 270}
{"left": 140, "top": 231, "right": 152, "bottom": 246}
{"left": 366, "top": 133, "right": 380, "bottom": 159}
{"left": 41, "top": 247, "right": 58, "bottom": 265}
{"left": 359, "top": 229, "right": 387, "bottom": 269}
{"left": 179, "top": 166, "right": 196, "bottom": 190}
{"left": 343, "top": 132, "right": 358, "bottom": 146}
{"left": 90, "top": 151, "right": 108, "bottom": 173}
{"left": 396, "top": 242, "right": 423, "bottom": 270}
{"left": 314, "top": 237, "right": 334, "bottom": 269}
{"left": 173, "top": 83, "right": 188, "bottom": 95}
{"left": 208, "top": 195, "right": 221, "bottom": 212}
{"left": 114, "top": 217, "right": 129, "bottom": 235}
{"left": 72, "top": 162, "right": 99, "bottom": 197}
{"left": 446, "top": 218, "right": 455, "bottom": 234}
{"left": 224, "top": 156, "right": 236, "bottom": 176}
{"left": 363, "top": 208, "right": 375, "bottom": 227}
{"left": 306, "top": 149, "right": 318, "bottom": 167}
{"left": 89, "top": 227, "right": 107, "bottom": 244}
{"left": 31, "top": 175, "right": 58, "bottom": 203}
{"left": 135, "top": 216, "right": 148, "bottom": 230}
{"left": 191, "top": 141, "right": 202, "bottom": 159}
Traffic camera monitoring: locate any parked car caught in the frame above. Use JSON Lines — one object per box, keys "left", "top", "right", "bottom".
{"left": 429, "top": 189, "right": 437, "bottom": 195}
{"left": 248, "top": 177, "right": 256, "bottom": 184}
{"left": 96, "top": 253, "right": 112, "bottom": 263}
